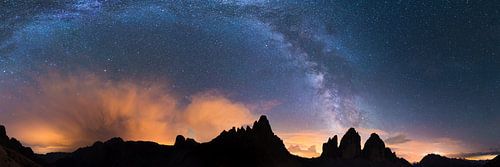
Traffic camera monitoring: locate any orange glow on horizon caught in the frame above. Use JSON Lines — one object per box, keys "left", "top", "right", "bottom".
{"left": 0, "top": 72, "right": 256, "bottom": 153}
{"left": 279, "top": 131, "right": 330, "bottom": 158}
{"left": 463, "top": 154, "right": 498, "bottom": 161}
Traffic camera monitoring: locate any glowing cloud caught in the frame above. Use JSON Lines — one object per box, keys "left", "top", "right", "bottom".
{"left": 279, "top": 131, "right": 330, "bottom": 158}
{"left": 0, "top": 72, "right": 255, "bottom": 153}
{"left": 386, "top": 136, "right": 472, "bottom": 162}
{"left": 182, "top": 92, "right": 255, "bottom": 141}
{"left": 288, "top": 145, "right": 319, "bottom": 158}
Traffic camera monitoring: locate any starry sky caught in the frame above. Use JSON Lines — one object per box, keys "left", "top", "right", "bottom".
{"left": 0, "top": 0, "right": 499, "bottom": 162}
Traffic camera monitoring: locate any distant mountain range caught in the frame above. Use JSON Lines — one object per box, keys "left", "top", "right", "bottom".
{"left": 1, "top": 115, "right": 498, "bottom": 167}
{"left": 414, "top": 154, "right": 493, "bottom": 167}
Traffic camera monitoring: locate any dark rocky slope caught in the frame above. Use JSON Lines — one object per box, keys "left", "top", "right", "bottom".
{"left": 484, "top": 155, "right": 500, "bottom": 167}
{"left": 0, "top": 125, "right": 42, "bottom": 167}
{"left": 415, "top": 154, "right": 488, "bottom": 167}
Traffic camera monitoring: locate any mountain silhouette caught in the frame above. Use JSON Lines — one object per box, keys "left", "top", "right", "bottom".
{"left": 1, "top": 116, "right": 498, "bottom": 167}
{"left": 338, "top": 128, "right": 362, "bottom": 159}
{"left": 43, "top": 116, "right": 301, "bottom": 167}
{"left": 320, "top": 135, "right": 339, "bottom": 158}
{"left": 42, "top": 115, "right": 412, "bottom": 167}
{"left": 415, "top": 154, "right": 490, "bottom": 167}
{"left": 484, "top": 155, "right": 500, "bottom": 167}
{"left": 313, "top": 128, "right": 411, "bottom": 167}
{"left": 0, "top": 125, "right": 42, "bottom": 167}
{"left": 362, "top": 133, "right": 389, "bottom": 161}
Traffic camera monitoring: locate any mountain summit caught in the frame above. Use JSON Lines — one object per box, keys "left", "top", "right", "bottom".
{"left": 321, "top": 135, "right": 339, "bottom": 158}
{"left": 253, "top": 115, "right": 273, "bottom": 135}
{"left": 317, "top": 128, "right": 411, "bottom": 167}
{"left": 338, "top": 128, "right": 362, "bottom": 159}
{"left": 362, "top": 133, "right": 387, "bottom": 161}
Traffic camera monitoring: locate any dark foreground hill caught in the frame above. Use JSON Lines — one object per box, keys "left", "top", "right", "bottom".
{"left": 484, "top": 155, "right": 500, "bottom": 167}
{"left": 0, "top": 125, "right": 41, "bottom": 167}
{"left": 414, "top": 154, "right": 489, "bottom": 167}
{"left": 1, "top": 115, "right": 498, "bottom": 167}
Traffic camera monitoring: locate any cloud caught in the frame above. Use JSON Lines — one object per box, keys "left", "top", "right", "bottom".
{"left": 0, "top": 72, "right": 256, "bottom": 153}
{"left": 287, "top": 145, "right": 319, "bottom": 158}
{"left": 182, "top": 92, "right": 255, "bottom": 141}
{"left": 385, "top": 134, "right": 411, "bottom": 145}
{"left": 447, "top": 151, "right": 500, "bottom": 160}
{"left": 278, "top": 131, "right": 330, "bottom": 158}
{"left": 386, "top": 137, "right": 471, "bottom": 162}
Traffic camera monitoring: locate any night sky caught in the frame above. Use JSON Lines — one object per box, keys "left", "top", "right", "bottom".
{"left": 1, "top": 0, "right": 499, "bottom": 162}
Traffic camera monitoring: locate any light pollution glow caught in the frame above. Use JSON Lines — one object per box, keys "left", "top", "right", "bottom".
{"left": 0, "top": 72, "right": 492, "bottom": 162}
{"left": 464, "top": 155, "right": 498, "bottom": 161}
{"left": 0, "top": 72, "right": 255, "bottom": 153}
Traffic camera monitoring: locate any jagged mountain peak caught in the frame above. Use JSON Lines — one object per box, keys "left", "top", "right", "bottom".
{"left": 174, "top": 135, "right": 198, "bottom": 148}
{"left": 0, "top": 125, "right": 8, "bottom": 142}
{"left": 362, "top": 133, "right": 386, "bottom": 161}
{"left": 216, "top": 115, "right": 275, "bottom": 139}
{"left": 339, "top": 127, "right": 362, "bottom": 159}
{"left": 253, "top": 115, "right": 273, "bottom": 134}
{"left": 321, "top": 135, "right": 339, "bottom": 158}
{"left": 0, "top": 125, "right": 5, "bottom": 134}
{"left": 365, "top": 133, "right": 385, "bottom": 149}
{"left": 346, "top": 127, "right": 358, "bottom": 134}
{"left": 368, "top": 133, "right": 382, "bottom": 140}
